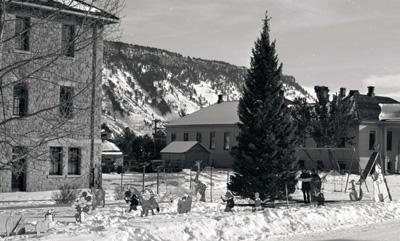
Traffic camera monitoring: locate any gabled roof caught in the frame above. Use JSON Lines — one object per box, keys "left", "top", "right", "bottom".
{"left": 354, "top": 94, "right": 399, "bottom": 121}
{"left": 11, "top": 0, "right": 119, "bottom": 23}
{"left": 160, "top": 141, "right": 210, "bottom": 154}
{"left": 166, "top": 101, "right": 239, "bottom": 126}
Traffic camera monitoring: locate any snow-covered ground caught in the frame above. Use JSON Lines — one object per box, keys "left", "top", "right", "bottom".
{"left": 1, "top": 169, "right": 400, "bottom": 240}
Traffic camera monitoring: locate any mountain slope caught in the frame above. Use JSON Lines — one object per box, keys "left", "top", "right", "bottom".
{"left": 102, "top": 41, "right": 312, "bottom": 135}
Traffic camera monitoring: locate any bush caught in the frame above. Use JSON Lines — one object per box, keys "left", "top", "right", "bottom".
{"left": 114, "top": 185, "right": 125, "bottom": 201}
{"left": 52, "top": 184, "right": 81, "bottom": 204}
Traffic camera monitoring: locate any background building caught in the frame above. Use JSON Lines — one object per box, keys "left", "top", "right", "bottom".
{"left": 165, "top": 97, "right": 239, "bottom": 168}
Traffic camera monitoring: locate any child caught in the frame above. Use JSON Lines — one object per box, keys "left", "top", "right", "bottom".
{"left": 221, "top": 191, "right": 235, "bottom": 212}
{"left": 249, "top": 192, "right": 267, "bottom": 211}
{"left": 124, "top": 190, "right": 139, "bottom": 212}
{"left": 314, "top": 189, "right": 325, "bottom": 206}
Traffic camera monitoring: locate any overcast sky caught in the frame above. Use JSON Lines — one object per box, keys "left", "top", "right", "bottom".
{"left": 118, "top": 0, "right": 400, "bottom": 99}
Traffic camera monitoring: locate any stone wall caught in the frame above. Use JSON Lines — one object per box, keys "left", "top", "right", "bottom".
{"left": 0, "top": 9, "right": 104, "bottom": 192}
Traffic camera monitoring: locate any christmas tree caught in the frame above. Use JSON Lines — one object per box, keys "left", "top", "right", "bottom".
{"left": 227, "top": 12, "right": 298, "bottom": 202}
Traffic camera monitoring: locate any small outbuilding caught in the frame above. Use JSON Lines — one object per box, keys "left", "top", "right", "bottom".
{"left": 101, "top": 140, "right": 123, "bottom": 173}
{"left": 160, "top": 141, "right": 210, "bottom": 169}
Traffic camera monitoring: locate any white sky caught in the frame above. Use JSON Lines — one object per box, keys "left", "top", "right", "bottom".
{"left": 118, "top": 0, "right": 400, "bottom": 100}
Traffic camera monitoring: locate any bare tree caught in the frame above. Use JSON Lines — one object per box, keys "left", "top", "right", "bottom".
{"left": 0, "top": 0, "right": 123, "bottom": 192}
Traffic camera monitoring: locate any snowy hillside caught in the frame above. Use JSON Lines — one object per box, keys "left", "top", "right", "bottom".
{"left": 102, "top": 41, "right": 313, "bottom": 135}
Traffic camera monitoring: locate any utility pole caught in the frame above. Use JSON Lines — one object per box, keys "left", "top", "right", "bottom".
{"left": 153, "top": 119, "right": 160, "bottom": 158}
{"left": 89, "top": 25, "right": 98, "bottom": 188}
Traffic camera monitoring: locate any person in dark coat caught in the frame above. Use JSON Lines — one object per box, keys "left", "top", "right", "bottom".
{"left": 221, "top": 191, "right": 235, "bottom": 212}
{"left": 124, "top": 190, "right": 139, "bottom": 212}
{"left": 299, "top": 168, "right": 311, "bottom": 204}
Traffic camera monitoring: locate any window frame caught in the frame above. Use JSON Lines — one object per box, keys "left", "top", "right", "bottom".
{"left": 60, "top": 86, "right": 74, "bottom": 119}
{"left": 298, "top": 160, "right": 305, "bottom": 168}
{"left": 369, "top": 130, "right": 376, "bottom": 150}
{"left": 338, "top": 161, "right": 346, "bottom": 171}
{"left": 317, "top": 160, "right": 325, "bottom": 170}
{"left": 196, "top": 132, "right": 202, "bottom": 143}
{"left": 13, "top": 83, "right": 28, "bottom": 116}
{"left": 387, "top": 130, "right": 392, "bottom": 151}
{"left": 68, "top": 147, "right": 81, "bottom": 175}
{"left": 61, "top": 24, "right": 75, "bottom": 57}
{"left": 223, "top": 132, "right": 230, "bottom": 150}
{"left": 210, "top": 132, "right": 216, "bottom": 150}
{"left": 15, "top": 16, "right": 30, "bottom": 51}
{"left": 49, "top": 147, "right": 63, "bottom": 175}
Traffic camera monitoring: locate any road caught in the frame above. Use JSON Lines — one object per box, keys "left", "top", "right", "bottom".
{"left": 289, "top": 219, "right": 400, "bottom": 241}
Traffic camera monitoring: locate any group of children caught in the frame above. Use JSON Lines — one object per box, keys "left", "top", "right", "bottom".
{"left": 299, "top": 168, "right": 325, "bottom": 206}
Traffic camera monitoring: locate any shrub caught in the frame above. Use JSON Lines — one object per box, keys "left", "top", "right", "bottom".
{"left": 52, "top": 184, "right": 81, "bottom": 204}
{"left": 114, "top": 185, "right": 125, "bottom": 201}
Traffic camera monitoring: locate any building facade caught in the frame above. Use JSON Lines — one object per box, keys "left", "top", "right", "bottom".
{"left": 166, "top": 88, "right": 400, "bottom": 172}
{"left": 165, "top": 101, "right": 239, "bottom": 168}
{"left": 160, "top": 141, "right": 210, "bottom": 169}
{"left": 297, "top": 86, "right": 400, "bottom": 173}
{"left": 0, "top": 1, "right": 118, "bottom": 192}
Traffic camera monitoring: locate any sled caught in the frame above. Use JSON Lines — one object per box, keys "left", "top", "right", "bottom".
{"left": 5, "top": 215, "right": 26, "bottom": 236}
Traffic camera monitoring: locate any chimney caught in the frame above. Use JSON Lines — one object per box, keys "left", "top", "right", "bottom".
{"left": 217, "top": 94, "right": 223, "bottom": 104}
{"left": 349, "top": 90, "right": 359, "bottom": 96}
{"left": 314, "top": 86, "right": 330, "bottom": 103}
{"left": 367, "top": 86, "right": 375, "bottom": 97}
{"left": 339, "top": 88, "right": 346, "bottom": 98}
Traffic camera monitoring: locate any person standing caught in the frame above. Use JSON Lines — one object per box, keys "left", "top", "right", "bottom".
{"left": 299, "top": 168, "right": 311, "bottom": 204}
{"left": 310, "top": 169, "right": 322, "bottom": 204}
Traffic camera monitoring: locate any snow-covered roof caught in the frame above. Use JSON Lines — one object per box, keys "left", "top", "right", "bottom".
{"left": 379, "top": 103, "right": 400, "bottom": 121}
{"left": 11, "top": 0, "right": 119, "bottom": 23}
{"left": 166, "top": 101, "right": 239, "bottom": 127}
{"left": 102, "top": 140, "right": 121, "bottom": 152}
{"left": 160, "top": 141, "right": 210, "bottom": 154}
{"left": 102, "top": 151, "right": 122, "bottom": 156}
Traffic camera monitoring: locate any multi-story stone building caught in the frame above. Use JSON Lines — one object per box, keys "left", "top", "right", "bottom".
{"left": 0, "top": 0, "right": 118, "bottom": 192}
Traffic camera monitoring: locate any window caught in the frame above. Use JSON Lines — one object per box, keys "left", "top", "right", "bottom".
{"left": 338, "top": 161, "right": 346, "bottom": 171}
{"left": 60, "top": 86, "right": 73, "bottom": 119}
{"left": 49, "top": 147, "right": 63, "bottom": 175}
{"left": 298, "top": 160, "right": 305, "bottom": 168}
{"left": 223, "top": 132, "right": 230, "bottom": 150}
{"left": 183, "top": 133, "right": 189, "bottom": 141}
{"left": 369, "top": 130, "right": 376, "bottom": 150}
{"left": 171, "top": 133, "right": 176, "bottom": 142}
{"left": 13, "top": 83, "right": 28, "bottom": 116}
{"left": 61, "top": 24, "right": 75, "bottom": 57}
{"left": 317, "top": 160, "right": 325, "bottom": 170}
{"left": 15, "top": 16, "right": 30, "bottom": 51}
{"left": 196, "top": 132, "right": 202, "bottom": 143}
{"left": 387, "top": 131, "right": 392, "bottom": 151}
{"left": 210, "top": 132, "right": 215, "bottom": 150}
{"left": 68, "top": 148, "right": 81, "bottom": 175}
{"left": 338, "top": 137, "right": 346, "bottom": 148}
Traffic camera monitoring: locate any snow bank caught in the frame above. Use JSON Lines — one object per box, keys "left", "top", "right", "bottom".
{"left": 1, "top": 171, "right": 400, "bottom": 240}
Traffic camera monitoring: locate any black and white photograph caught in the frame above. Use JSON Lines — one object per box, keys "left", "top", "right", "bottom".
{"left": 1, "top": 0, "right": 400, "bottom": 240}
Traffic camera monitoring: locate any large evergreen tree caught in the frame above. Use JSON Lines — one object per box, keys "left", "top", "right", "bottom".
{"left": 227, "top": 12, "right": 298, "bottom": 202}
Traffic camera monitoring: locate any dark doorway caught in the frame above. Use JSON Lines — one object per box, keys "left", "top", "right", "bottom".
{"left": 11, "top": 147, "right": 27, "bottom": 191}
{"left": 11, "top": 159, "right": 26, "bottom": 191}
